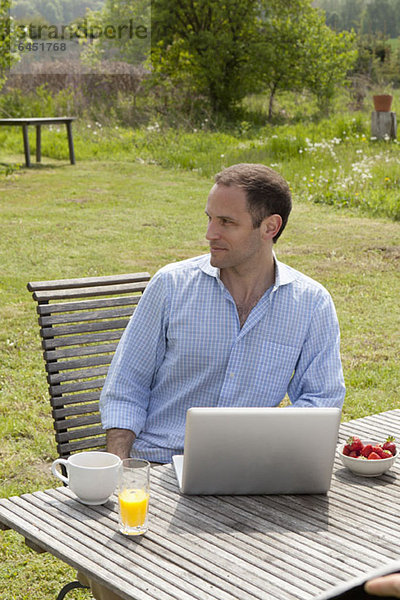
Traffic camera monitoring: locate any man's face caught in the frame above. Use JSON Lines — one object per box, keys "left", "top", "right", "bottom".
{"left": 205, "top": 183, "right": 265, "bottom": 271}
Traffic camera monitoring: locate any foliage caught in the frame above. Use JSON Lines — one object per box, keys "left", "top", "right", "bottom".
{"left": 258, "top": 0, "right": 357, "bottom": 117}
{"left": 0, "top": 0, "right": 23, "bottom": 89}
{"left": 149, "top": 0, "right": 357, "bottom": 118}
{"left": 150, "top": 0, "right": 262, "bottom": 115}
{"left": 68, "top": 0, "right": 151, "bottom": 67}
{"left": 315, "top": 0, "right": 400, "bottom": 38}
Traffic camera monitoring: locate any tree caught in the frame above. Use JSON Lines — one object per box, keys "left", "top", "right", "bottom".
{"left": 68, "top": 0, "right": 150, "bottom": 67}
{"left": 64, "top": 0, "right": 357, "bottom": 119}
{"left": 341, "top": 0, "right": 363, "bottom": 31}
{"left": 150, "top": 0, "right": 262, "bottom": 114}
{"left": 300, "top": 15, "right": 357, "bottom": 112}
{"left": 258, "top": 0, "right": 357, "bottom": 117}
{"left": 0, "top": 0, "right": 23, "bottom": 90}
{"left": 361, "top": 0, "right": 397, "bottom": 37}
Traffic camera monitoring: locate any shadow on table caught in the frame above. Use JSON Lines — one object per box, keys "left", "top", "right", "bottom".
{"left": 166, "top": 490, "right": 331, "bottom": 536}
{"left": 333, "top": 467, "right": 398, "bottom": 488}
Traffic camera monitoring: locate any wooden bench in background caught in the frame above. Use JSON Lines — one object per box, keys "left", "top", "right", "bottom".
{"left": 27, "top": 272, "right": 151, "bottom": 459}
{"left": 0, "top": 117, "right": 77, "bottom": 167}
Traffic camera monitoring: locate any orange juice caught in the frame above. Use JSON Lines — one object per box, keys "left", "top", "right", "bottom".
{"left": 118, "top": 488, "right": 149, "bottom": 529}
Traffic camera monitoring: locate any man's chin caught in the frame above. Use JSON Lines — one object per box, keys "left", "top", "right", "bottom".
{"left": 209, "top": 254, "right": 225, "bottom": 268}
{"left": 209, "top": 248, "right": 228, "bottom": 266}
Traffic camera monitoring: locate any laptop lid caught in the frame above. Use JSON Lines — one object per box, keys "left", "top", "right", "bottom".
{"left": 172, "top": 407, "right": 341, "bottom": 495}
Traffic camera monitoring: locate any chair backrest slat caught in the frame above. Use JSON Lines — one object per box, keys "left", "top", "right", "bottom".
{"left": 57, "top": 426, "right": 105, "bottom": 442}
{"left": 54, "top": 415, "right": 102, "bottom": 431}
{"left": 39, "top": 306, "right": 135, "bottom": 326}
{"left": 28, "top": 272, "right": 150, "bottom": 458}
{"left": 40, "top": 318, "right": 130, "bottom": 339}
{"left": 36, "top": 295, "right": 141, "bottom": 316}
{"left": 53, "top": 403, "right": 102, "bottom": 419}
{"left": 51, "top": 391, "right": 101, "bottom": 408}
{"left": 49, "top": 378, "right": 106, "bottom": 396}
{"left": 42, "top": 330, "right": 124, "bottom": 350}
{"left": 59, "top": 437, "right": 107, "bottom": 455}
{"left": 44, "top": 343, "right": 119, "bottom": 362}
{"left": 46, "top": 354, "right": 113, "bottom": 374}
{"left": 31, "top": 281, "right": 147, "bottom": 302}
{"left": 48, "top": 366, "right": 109, "bottom": 385}
{"left": 28, "top": 272, "right": 150, "bottom": 291}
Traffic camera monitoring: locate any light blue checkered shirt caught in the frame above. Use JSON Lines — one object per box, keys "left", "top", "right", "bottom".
{"left": 100, "top": 254, "right": 345, "bottom": 463}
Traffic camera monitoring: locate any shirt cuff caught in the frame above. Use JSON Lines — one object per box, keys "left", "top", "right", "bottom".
{"left": 100, "top": 400, "right": 148, "bottom": 438}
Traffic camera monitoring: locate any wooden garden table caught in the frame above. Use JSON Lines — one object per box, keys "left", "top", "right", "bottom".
{"left": 1, "top": 409, "right": 400, "bottom": 600}
{"left": 0, "top": 117, "right": 76, "bottom": 167}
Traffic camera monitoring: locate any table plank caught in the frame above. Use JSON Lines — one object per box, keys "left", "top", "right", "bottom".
{"left": 0, "top": 118, "right": 76, "bottom": 125}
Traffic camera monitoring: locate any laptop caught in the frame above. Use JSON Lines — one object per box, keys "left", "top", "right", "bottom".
{"left": 172, "top": 406, "right": 341, "bottom": 495}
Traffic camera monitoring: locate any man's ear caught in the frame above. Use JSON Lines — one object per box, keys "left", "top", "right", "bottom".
{"left": 261, "top": 214, "right": 282, "bottom": 240}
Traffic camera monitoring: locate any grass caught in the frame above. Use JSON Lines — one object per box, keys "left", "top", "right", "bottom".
{"left": 1, "top": 89, "right": 400, "bottom": 220}
{"left": 0, "top": 135, "right": 400, "bottom": 595}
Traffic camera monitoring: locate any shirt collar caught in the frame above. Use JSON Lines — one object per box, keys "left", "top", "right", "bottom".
{"left": 273, "top": 253, "right": 297, "bottom": 290}
{"left": 198, "top": 254, "right": 220, "bottom": 278}
{"left": 198, "top": 252, "right": 297, "bottom": 289}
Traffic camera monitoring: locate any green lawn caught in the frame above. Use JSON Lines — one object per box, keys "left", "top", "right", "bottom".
{"left": 0, "top": 158, "right": 399, "bottom": 598}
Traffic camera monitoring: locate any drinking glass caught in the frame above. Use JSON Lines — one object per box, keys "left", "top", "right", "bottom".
{"left": 118, "top": 458, "right": 150, "bottom": 535}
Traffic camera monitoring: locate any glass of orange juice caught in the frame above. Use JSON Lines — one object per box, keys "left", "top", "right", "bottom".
{"left": 118, "top": 458, "right": 150, "bottom": 535}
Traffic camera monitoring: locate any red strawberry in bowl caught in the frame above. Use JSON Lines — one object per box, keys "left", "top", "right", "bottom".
{"left": 346, "top": 436, "right": 363, "bottom": 454}
{"left": 367, "top": 452, "right": 381, "bottom": 460}
{"left": 382, "top": 436, "right": 396, "bottom": 456}
{"left": 361, "top": 444, "right": 373, "bottom": 458}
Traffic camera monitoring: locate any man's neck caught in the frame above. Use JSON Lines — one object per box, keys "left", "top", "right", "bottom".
{"left": 220, "top": 254, "right": 275, "bottom": 312}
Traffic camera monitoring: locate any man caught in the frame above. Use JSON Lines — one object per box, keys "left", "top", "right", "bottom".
{"left": 100, "top": 162, "right": 345, "bottom": 462}
{"left": 81, "top": 163, "right": 345, "bottom": 600}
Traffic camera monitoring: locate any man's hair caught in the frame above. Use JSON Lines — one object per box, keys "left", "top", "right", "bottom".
{"left": 214, "top": 163, "right": 292, "bottom": 243}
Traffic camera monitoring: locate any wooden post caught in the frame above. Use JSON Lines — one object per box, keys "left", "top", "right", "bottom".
{"left": 371, "top": 111, "right": 397, "bottom": 140}
{"left": 22, "top": 124, "right": 31, "bottom": 167}
{"left": 35, "top": 125, "right": 41, "bottom": 162}
{"left": 66, "top": 120, "right": 76, "bottom": 165}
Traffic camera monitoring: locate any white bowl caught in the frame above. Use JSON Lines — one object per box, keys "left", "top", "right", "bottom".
{"left": 337, "top": 443, "right": 398, "bottom": 477}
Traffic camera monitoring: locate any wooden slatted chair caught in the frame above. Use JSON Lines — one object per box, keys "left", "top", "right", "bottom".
{"left": 27, "top": 272, "right": 151, "bottom": 459}
{"left": 27, "top": 272, "right": 151, "bottom": 600}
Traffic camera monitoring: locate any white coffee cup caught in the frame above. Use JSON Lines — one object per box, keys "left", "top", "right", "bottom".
{"left": 51, "top": 451, "right": 122, "bottom": 505}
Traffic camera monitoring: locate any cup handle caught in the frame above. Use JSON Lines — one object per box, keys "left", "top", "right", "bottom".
{"left": 51, "top": 458, "right": 69, "bottom": 485}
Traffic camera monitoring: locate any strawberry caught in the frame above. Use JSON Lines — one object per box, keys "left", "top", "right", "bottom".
{"left": 372, "top": 444, "right": 384, "bottom": 458}
{"left": 346, "top": 436, "right": 363, "bottom": 453}
{"left": 368, "top": 452, "right": 381, "bottom": 460}
{"left": 342, "top": 444, "right": 352, "bottom": 456}
{"left": 381, "top": 449, "right": 393, "bottom": 459}
{"left": 361, "top": 444, "right": 373, "bottom": 458}
{"left": 372, "top": 444, "right": 393, "bottom": 458}
{"left": 382, "top": 436, "right": 396, "bottom": 456}
{"left": 349, "top": 450, "right": 359, "bottom": 458}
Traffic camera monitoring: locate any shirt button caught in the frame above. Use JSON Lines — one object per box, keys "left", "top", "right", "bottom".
{"left": 230, "top": 372, "right": 235, "bottom": 378}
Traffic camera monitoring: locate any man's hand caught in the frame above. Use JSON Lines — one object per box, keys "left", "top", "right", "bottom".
{"left": 365, "top": 574, "right": 400, "bottom": 597}
{"left": 106, "top": 428, "right": 135, "bottom": 460}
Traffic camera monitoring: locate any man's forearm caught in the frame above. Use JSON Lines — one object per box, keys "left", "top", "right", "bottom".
{"left": 106, "top": 428, "right": 136, "bottom": 459}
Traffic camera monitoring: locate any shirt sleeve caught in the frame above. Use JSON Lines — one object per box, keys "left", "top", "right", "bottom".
{"left": 287, "top": 290, "right": 345, "bottom": 408}
{"left": 99, "top": 272, "right": 169, "bottom": 436}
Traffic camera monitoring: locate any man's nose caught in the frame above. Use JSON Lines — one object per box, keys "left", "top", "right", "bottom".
{"left": 206, "top": 220, "right": 220, "bottom": 240}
